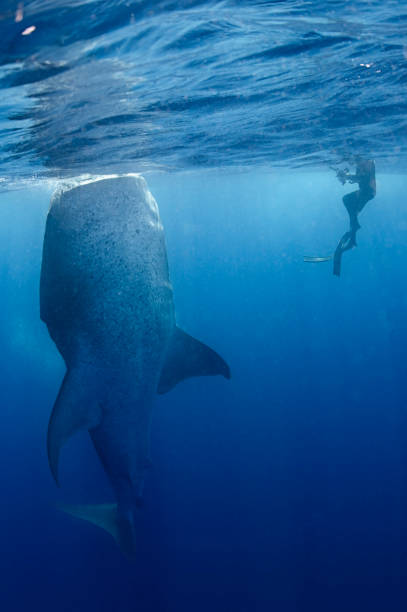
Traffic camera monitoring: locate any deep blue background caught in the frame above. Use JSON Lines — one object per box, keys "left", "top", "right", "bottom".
{"left": 0, "top": 170, "right": 406, "bottom": 611}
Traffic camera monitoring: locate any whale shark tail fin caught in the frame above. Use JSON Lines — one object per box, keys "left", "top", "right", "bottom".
{"left": 60, "top": 503, "right": 119, "bottom": 541}
{"left": 47, "top": 368, "right": 102, "bottom": 485}
{"left": 157, "top": 326, "right": 231, "bottom": 394}
{"left": 59, "top": 503, "right": 137, "bottom": 558}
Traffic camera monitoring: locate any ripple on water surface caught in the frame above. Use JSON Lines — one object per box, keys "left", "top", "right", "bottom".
{"left": 0, "top": 0, "right": 406, "bottom": 182}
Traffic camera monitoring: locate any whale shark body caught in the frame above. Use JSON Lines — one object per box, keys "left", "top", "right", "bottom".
{"left": 40, "top": 175, "right": 230, "bottom": 555}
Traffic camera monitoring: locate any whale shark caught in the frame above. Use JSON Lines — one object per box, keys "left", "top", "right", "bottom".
{"left": 40, "top": 175, "right": 230, "bottom": 555}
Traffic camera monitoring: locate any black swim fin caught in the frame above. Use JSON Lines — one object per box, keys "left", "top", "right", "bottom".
{"left": 333, "top": 248, "right": 342, "bottom": 277}
{"left": 333, "top": 230, "right": 357, "bottom": 277}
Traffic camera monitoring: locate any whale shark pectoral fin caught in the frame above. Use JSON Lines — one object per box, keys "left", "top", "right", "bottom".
{"left": 47, "top": 368, "right": 102, "bottom": 485}
{"left": 157, "top": 326, "right": 231, "bottom": 394}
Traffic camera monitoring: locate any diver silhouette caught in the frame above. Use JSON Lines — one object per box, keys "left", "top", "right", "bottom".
{"left": 333, "top": 157, "right": 376, "bottom": 276}
{"left": 304, "top": 157, "right": 376, "bottom": 276}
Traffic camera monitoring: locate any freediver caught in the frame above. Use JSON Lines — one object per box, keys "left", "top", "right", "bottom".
{"left": 332, "top": 157, "right": 376, "bottom": 276}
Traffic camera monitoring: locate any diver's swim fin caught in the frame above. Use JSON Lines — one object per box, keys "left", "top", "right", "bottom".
{"left": 333, "top": 245, "right": 343, "bottom": 277}
{"left": 303, "top": 255, "right": 332, "bottom": 263}
{"left": 333, "top": 230, "right": 356, "bottom": 277}
{"left": 333, "top": 253, "right": 341, "bottom": 276}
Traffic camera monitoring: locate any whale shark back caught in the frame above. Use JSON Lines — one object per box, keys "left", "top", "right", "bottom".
{"left": 40, "top": 174, "right": 173, "bottom": 368}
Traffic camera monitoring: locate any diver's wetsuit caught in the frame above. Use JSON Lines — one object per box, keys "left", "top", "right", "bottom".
{"left": 333, "top": 158, "right": 376, "bottom": 277}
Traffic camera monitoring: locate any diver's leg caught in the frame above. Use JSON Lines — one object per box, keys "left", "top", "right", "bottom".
{"left": 356, "top": 189, "right": 374, "bottom": 215}
{"left": 343, "top": 192, "right": 361, "bottom": 232}
{"left": 350, "top": 189, "right": 374, "bottom": 240}
{"left": 334, "top": 187, "right": 371, "bottom": 277}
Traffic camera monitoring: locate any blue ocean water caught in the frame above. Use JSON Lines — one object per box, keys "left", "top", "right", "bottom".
{"left": 0, "top": 2, "right": 407, "bottom": 612}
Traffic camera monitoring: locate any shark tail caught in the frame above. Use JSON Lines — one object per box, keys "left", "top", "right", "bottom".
{"left": 60, "top": 503, "right": 137, "bottom": 558}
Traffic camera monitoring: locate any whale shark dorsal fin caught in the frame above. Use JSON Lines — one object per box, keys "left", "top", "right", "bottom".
{"left": 157, "top": 326, "right": 231, "bottom": 394}
{"left": 47, "top": 368, "right": 102, "bottom": 485}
